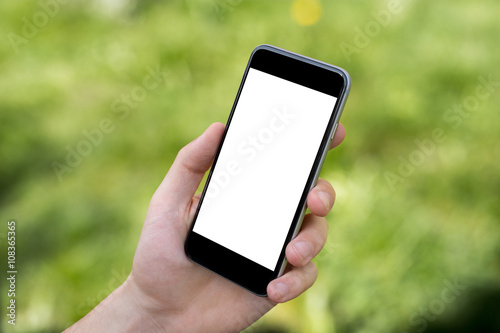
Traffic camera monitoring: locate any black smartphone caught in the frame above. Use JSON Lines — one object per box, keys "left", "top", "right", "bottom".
{"left": 185, "top": 44, "right": 350, "bottom": 296}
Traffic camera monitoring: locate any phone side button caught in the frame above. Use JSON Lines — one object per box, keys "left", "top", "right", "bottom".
{"left": 330, "top": 123, "right": 339, "bottom": 141}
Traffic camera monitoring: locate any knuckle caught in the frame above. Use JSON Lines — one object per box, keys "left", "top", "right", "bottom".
{"left": 311, "top": 218, "right": 328, "bottom": 250}
{"left": 306, "top": 262, "right": 318, "bottom": 284}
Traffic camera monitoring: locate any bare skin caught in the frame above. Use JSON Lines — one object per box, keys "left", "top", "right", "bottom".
{"left": 66, "top": 122, "right": 346, "bottom": 333}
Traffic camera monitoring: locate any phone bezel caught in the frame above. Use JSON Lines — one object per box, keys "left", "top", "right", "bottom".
{"left": 185, "top": 44, "right": 350, "bottom": 296}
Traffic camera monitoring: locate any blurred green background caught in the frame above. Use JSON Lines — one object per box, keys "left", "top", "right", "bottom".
{"left": 1, "top": 0, "right": 499, "bottom": 332}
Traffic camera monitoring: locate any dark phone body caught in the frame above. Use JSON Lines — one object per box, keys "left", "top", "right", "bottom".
{"left": 185, "top": 45, "right": 350, "bottom": 296}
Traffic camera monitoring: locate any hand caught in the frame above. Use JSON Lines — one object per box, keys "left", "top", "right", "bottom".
{"left": 66, "top": 122, "right": 346, "bottom": 333}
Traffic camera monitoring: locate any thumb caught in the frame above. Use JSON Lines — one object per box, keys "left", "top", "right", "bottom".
{"left": 153, "top": 122, "right": 225, "bottom": 211}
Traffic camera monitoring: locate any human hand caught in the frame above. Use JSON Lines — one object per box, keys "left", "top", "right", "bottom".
{"left": 66, "top": 122, "right": 345, "bottom": 333}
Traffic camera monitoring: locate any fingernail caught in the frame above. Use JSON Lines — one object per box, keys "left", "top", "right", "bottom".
{"left": 318, "top": 191, "right": 332, "bottom": 210}
{"left": 293, "top": 241, "right": 313, "bottom": 262}
{"left": 273, "top": 282, "right": 289, "bottom": 299}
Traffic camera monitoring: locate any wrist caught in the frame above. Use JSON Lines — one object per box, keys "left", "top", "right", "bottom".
{"left": 65, "top": 276, "right": 168, "bottom": 333}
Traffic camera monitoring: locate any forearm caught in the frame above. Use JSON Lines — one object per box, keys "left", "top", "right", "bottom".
{"left": 65, "top": 274, "right": 269, "bottom": 333}
{"left": 65, "top": 278, "right": 165, "bottom": 333}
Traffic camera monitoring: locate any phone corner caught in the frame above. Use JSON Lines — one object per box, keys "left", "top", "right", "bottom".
{"left": 341, "top": 69, "right": 352, "bottom": 94}
{"left": 184, "top": 236, "right": 193, "bottom": 260}
{"left": 250, "top": 44, "right": 275, "bottom": 58}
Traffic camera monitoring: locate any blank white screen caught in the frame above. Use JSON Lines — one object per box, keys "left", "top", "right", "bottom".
{"left": 193, "top": 68, "right": 337, "bottom": 270}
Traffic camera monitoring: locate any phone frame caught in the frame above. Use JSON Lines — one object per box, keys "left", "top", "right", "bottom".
{"left": 185, "top": 44, "right": 350, "bottom": 296}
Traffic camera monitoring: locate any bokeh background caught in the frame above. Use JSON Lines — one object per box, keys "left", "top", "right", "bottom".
{"left": 1, "top": 0, "right": 499, "bottom": 332}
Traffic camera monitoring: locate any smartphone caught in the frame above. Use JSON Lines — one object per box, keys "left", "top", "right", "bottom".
{"left": 185, "top": 44, "right": 350, "bottom": 296}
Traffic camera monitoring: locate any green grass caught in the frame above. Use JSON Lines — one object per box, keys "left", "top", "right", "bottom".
{"left": 1, "top": 0, "right": 499, "bottom": 332}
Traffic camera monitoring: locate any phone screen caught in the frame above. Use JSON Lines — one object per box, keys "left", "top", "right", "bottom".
{"left": 193, "top": 67, "right": 338, "bottom": 270}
